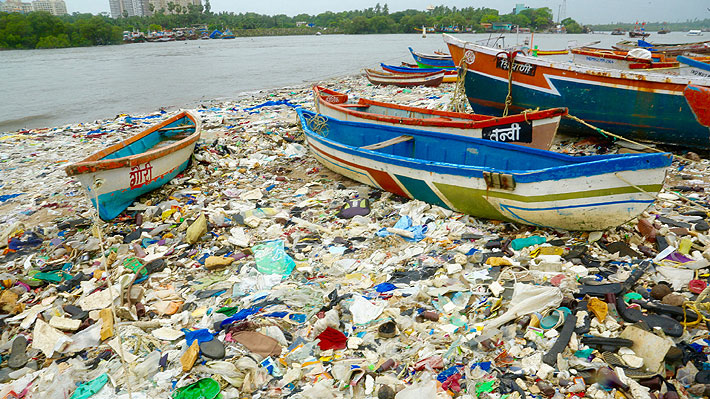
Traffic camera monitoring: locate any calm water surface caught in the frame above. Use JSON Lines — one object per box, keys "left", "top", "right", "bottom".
{"left": 0, "top": 31, "right": 701, "bottom": 131}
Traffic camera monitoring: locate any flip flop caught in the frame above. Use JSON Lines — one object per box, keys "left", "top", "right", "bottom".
{"left": 338, "top": 198, "right": 370, "bottom": 219}
{"left": 7, "top": 335, "right": 28, "bottom": 369}
{"left": 615, "top": 295, "right": 684, "bottom": 337}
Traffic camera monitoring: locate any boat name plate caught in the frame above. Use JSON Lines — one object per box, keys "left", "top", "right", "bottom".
{"left": 482, "top": 122, "right": 532, "bottom": 143}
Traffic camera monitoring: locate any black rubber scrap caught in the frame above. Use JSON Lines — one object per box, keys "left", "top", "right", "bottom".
{"left": 542, "top": 313, "right": 577, "bottom": 366}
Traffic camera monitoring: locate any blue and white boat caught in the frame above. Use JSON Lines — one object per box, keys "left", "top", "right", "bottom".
{"left": 65, "top": 111, "right": 201, "bottom": 220}
{"left": 297, "top": 108, "right": 672, "bottom": 231}
{"left": 677, "top": 56, "right": 710, "bottom": 78}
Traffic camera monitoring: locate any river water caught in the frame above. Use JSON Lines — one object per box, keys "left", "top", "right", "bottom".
{"left": 0, "top": 31, "right": 700, "bottom": 132}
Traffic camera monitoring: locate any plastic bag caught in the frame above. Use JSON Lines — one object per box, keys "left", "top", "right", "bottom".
{"left": 253, "top": 240, "right": 295, "bottom": 276}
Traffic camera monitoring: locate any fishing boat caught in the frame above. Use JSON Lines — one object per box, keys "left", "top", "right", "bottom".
{"left": 684, "top": 85, "right": 710, "bottom": 127}
{"left": 297, "top": 108, "right": 671, "bottom": 231}
{"left": 313, "top": 86, "right": 566, "bottom": 150}
{"left": 443, "top": 33, "right": 710, "bottom": 149}
{"left": 222, "top": 29, "right": 236, "bottom": 39}
{"left": 569, "top": 47, "right": 681, "bottom": 73}
{"left": 380, "top": 63, "right": 458, "bottom": 83}
{"left": 629, "top": 29, "right": 650, "bottom": 38}
{"left": 535, "top": 49, "right": 569, "bottom": 56}
{"left": 364, "top": 69, "right": 445, "bottom": 87}
{"left": 613, "top": 39, "right": 710, "bottom": 55}
{"left": 677, "top": 56, "right": 710, "bottom": 78}
{"left": 611, "top": 29, "right": 625, "bottom": 36}
{"left": 408, "top": 47, "right": 456, "bottom": 69}
{"left": 65, "top": 111, "right": 201, "bottom": 220}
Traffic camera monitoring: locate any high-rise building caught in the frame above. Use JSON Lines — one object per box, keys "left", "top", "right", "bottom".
{"left": 1, "top": 0, "right": 33, "bottom": 13}
{"left": 148, "top": 0, "right": 201, "bottom": 15}
{"left": 109, "top": 0, "right": 149, "bottom": 18}
{"left": 31, "top": 0, "right": 67, "bottom": 15}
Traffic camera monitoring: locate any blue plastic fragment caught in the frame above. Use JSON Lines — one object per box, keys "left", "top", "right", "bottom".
{"left": 182, "top": 328, "right": 214, "bottom": 345}
{"left": 374, "top": 283, "right": 396, "bottom": 293}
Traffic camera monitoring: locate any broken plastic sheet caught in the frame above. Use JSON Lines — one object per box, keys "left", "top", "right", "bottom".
{"left": 482, "top": 283, "right": 563, "bottom": 329}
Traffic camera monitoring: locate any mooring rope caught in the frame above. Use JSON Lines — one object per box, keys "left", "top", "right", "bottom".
{"left": 565, "top": 113, "right": 699, "bottom": 165}
{"left": 448, "top": 57, "right": 470, "bottom": 113}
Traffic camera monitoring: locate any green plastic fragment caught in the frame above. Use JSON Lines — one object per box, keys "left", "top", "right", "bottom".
{"left": 623, "top": 292, "right": 643, "bottom": 301}
{"left": 216, "top": 306, "right": 239, "bottom": 316}
{"left": 575, "top": 348, "right": 594, "bottom": 358}
{"left": 172, "top": 378, "right": 221, "bottom": 399}
{"left": 70, "top": 373, "right": 109, "bottom": 399}
{"left": 475, "top": 380, "right": 495, "bottom": 396}
{"left": 123, "top": 257, "right": 145, "bottom": 275}
{"left": 33, "top": 271, "right": 66, "bottom": 282}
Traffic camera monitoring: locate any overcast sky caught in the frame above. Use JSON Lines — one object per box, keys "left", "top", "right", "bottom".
{"left": 64, "top": 0, "right": 709, "bottom": 25}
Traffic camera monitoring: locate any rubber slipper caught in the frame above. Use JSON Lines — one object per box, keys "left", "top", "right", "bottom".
{"left": 580, "top": 336, "right": 633, "bottom": 352}
{"left": 629, "top": 298, "right": 698, "bottom": 322}
{"left": 577, "top": 283, "right": 622, "bottom": 297}
{"left": 542, "top": 313, "right": 576, "bottom": 366}
{"left": 540, "top": 307, "right": 571, "bottom": 329}
{"left": 615, "top": 295, "right": 684, "bottom": 337}
{"left": 8, "top": 335, "right": 28, "bottom": 369}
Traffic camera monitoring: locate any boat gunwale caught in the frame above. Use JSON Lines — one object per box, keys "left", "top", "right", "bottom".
{"left": 380, "top": 63, "right": 458, "bottom": 75}
{"left": 364, "top": 69, "right": 445, "bottom": 79}
{"left": 408, "top": 46, "right": 452, "bottom": 61}
{"left": 65, "top": 110, "right": 202, "bottom": 176}
{"left": 443, "top": 33, "right": 710, "bottom": 87}
{"left": 313, "top": 86, "right": 568, "bottom": 130}
{"left": 297, "top": 109, "right": 672, "bottom": 182}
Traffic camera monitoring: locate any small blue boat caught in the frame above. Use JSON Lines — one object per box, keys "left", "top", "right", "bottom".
{"left": 408, "top": 47, "right": 456, "bottom": 69}
{"left": 298, "top": 108, "right": 671, "bottom": 231}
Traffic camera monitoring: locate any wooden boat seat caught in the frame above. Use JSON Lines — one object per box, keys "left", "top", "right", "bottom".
{"left": 361, "top": 135, "right": 413, "bottom": 150}
{"left": 340, "top": 104, "right": 370, "bottom": 108}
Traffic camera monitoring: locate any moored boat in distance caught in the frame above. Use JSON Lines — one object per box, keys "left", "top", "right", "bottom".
{"left": 688, "top": 30, "right": 703, "bottom": 37}
{"left": 65, "top": 111, "right": 201, "bottom": 220}
{"left": 613, "top": 39, "right": 710, "bottom": 55}
{"left": 313, "top": 86, "right": 566, "bottom": 150}
{"left": 569, "top": 47, "right": 682, "bottom": 74}
{"left": 364, "top": 69, "right": 445, "bottom": 87}
{"left": 297, "top": 108, "right": 672, "bottom": 231}
{"left": 380, "top": 63, "right": 458, "bottom": 83}
{"left": 443, "top": 33, "right": 710, "bottom": 149}
{"left": 408, "top": 47, "right": 456, "bottom": 69}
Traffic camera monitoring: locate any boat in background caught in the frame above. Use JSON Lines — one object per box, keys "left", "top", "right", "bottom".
{"left": 613, "top": 39, "right": 710, "bottom": 55}
{"left": 408, "top": 47, "right": 456, "bottom": 69}
{"left": 570, "top": 47, "right": 681, "bottom": 74}
{"left": 611, "top": 28, "right": 625, "bottom": 36}
{"left": 629, "top": 29, "right": 650, "bottom": 38}
{"left": 222, "top": 29, "right": 236, "bottom": 39}
{"left": 364, "top": 69, "right": 445, "bottom": 87}
{"left": 65, "top": 111, "right": 201, "bottom": 220}
{"left": 658, "top": 28, "right": 670, "bottom": 34}
{"left": 443, "top": 33, "right": 710, "bottom": 149}
{"left": 297, "top": 108, "right": 672, "bottom": 231}
{"left": 688, "top": 30, "right": 703, "bottom": 37}
{"left": 535, "top": 49, "right": 568, "bottom": 55}
{"left": 380, "top": 63, "right": 457, "bottom": 83}
{"left": 313, "top": 86, "right": 566, "bottom": 150}
{"left": 677, "top": 56, "right": 710, "bottom": 78}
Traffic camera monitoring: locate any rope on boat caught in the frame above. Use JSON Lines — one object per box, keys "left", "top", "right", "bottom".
{"left": 85, "top": 179, "right": 135, "bottom": 399}
{"left": 306, "top": 113, "right": 329, "bottom": 137}
{"left": 496, "top": 50, "right": 523, "bottom": 117}
{"left": 565, "top": 113, "right": 699, "bottom": 165}
{"left": 448, "top": 57, "right": 470, "bottom": 113}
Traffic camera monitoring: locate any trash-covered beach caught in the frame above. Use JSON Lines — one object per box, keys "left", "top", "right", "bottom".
{"left": 4, "top": 75, "right": 710, "bottom": 398}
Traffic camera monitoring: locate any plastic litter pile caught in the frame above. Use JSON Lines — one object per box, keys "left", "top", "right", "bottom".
{"left": 3, "top": 76, "right": 710, "bottom": 398}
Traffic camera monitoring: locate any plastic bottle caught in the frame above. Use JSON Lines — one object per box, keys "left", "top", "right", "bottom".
{"left": 511, "top": 236, "right": 546, "bottom": 251}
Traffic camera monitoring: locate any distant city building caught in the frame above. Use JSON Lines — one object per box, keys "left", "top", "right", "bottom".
{"left": 109, "top": 0, "right": 149, "bottom": 18}
{"left": 513, "top": 3, "right": 530, "bottom": 15}
{"left": 149, "top": 0, "right": 201, "bottom": 14}
{"left": 1, "top": 0, "right": 33, "bottom": 13}
{"left": 31, "top": 0, "right": 67, "bottom": 15}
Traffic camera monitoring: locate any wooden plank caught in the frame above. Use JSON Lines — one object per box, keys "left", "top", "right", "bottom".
{"left": 361, "top": 135, "right": 414, "bottom": 150}
{"left": 158, "top": 126, "right": 193, "bottom": 132}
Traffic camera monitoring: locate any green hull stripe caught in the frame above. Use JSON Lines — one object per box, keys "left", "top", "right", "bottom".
{"left": 434, "top": 182, "right": 662, "bottom": 213}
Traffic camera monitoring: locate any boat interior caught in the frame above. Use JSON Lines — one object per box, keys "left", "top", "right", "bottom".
{"left": 102, "top": 115, "right": 196, "bottom": 160}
